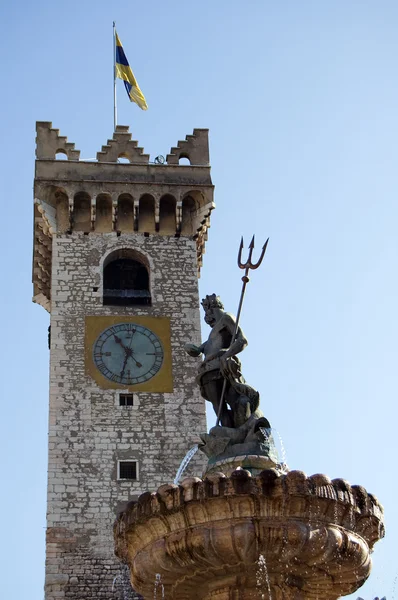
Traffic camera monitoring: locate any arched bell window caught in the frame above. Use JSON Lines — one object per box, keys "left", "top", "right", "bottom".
{"left": 103, "top": 250, "right": 151, "bottom": 306}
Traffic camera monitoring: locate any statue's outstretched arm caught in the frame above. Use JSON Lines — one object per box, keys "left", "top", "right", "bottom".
{"left": 184, "top": 342, "right": 205, "bottom": 357}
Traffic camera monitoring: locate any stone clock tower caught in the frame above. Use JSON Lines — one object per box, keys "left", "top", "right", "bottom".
{"left": 33, "top": 122, "right": 214, "bottom": 599}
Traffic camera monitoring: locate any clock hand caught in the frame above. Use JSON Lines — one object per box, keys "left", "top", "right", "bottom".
{"left": 128, "top": 329, "right": 136, "bottom": 349}
{"left": 128, "top": 353, "right": 143, "bottom": 369}
{"left": 124, "top": 329, "right": 143, "bottom": 368}
{"left": 120, "top": 351, "right": 142, "bottom": 377}
{"left": 120, "top": 353, "right": 129, "bottom": 378}
{"left": 114, "top": 332, "right": 143, "bottom": 370}
{"left": 114, "top": 334, "right": 130, "bottom": 354}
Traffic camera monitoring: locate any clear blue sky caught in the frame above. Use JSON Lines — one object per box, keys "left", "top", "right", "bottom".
{"left": 1, "top": 1, "right": 396, "bottom": 598}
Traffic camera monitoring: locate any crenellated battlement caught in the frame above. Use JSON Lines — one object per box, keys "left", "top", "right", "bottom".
{"left": 33, "top": 123, "right": 214, "bottom": 311}
{"left": 36, "top": 121, "right": 81, "bottom": 160}
{"left": 35, "top": 122, "right": 210, "bottom": 165}
{"left": 96, "top": 125, "right": 149, "bottom": 163}
{"left": 166, "top": 129, "right": 210, "bottom": 166}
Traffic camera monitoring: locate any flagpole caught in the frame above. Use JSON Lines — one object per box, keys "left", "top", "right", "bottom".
{"left": 113, "top": 21, "right": 117, "bottom": 131}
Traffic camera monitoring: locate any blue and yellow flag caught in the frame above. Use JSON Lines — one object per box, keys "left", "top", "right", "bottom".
{"left": 115, "top": 32, "right": 148, "bottom": 110}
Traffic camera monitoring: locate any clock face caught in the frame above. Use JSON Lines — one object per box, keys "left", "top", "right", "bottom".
{"left": 93, "top": 323, "right": 164, "bottom": 385}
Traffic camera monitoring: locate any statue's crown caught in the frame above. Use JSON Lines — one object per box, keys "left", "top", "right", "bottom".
{"left": 201, "top": 294, "right": 224, "bottom": 310}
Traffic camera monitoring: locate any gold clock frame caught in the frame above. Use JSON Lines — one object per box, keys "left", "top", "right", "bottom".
{"left": 85, "top": 316, "right": 173, "bottom": 392}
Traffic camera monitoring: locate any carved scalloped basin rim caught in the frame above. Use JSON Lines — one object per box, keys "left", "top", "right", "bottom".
{"left": 114, "top": 468, "right": 385, "bottom": 600}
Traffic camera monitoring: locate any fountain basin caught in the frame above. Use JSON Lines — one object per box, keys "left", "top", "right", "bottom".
{"left": 114, "top": 469, "right": 384, "bottom": 600}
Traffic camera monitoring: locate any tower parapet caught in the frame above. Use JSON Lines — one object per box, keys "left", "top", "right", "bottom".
{"left": 36, "top": 121, "right": 81, "bottom": 160}
{"left": 166, "top": 128, "right": 210, "bottom": 165}
{"left": 33, "top": 122, "right": 215, "bottom": 311}
{"left": 96, "top": 125, "right": 149, "bottom": 163}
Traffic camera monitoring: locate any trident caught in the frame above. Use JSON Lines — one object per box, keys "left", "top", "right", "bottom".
{"left": 216, "top": 235, "right": 269, "bottom": 426}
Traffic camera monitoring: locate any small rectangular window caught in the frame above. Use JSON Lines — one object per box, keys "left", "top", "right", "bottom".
{"left": 119, "top": 394, "right": 134, "bottom": 406}
{"left": 119, "top": 461, "right": 138, "bottom": 480}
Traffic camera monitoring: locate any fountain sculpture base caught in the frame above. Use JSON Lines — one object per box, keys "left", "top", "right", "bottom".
{"left": 114, "top": 468, "right": 384, "bottom": 600}
{"left": 204, "top": 453, "right": 286, "bottom": 477}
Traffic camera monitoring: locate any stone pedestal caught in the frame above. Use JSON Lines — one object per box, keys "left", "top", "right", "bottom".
{"left": 114, "top": 468, "right": 384, "bottom": 599}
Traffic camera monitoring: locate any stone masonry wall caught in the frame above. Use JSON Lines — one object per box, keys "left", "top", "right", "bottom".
{"left": 46, "top": 231, "right": 207, "bottom": 600}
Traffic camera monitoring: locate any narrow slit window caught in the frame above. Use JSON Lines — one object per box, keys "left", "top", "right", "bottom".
{"left": 119, "top": 394, "right": 134, "bottom": 406}
{"left": 119, "top": 461, "right": 138, "bottom": 480}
